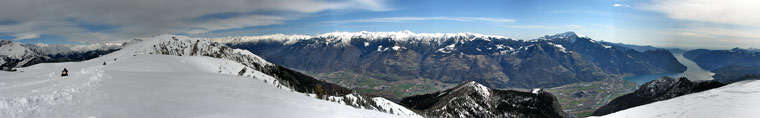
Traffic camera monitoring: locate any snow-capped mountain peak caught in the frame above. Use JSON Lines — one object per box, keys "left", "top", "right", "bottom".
{"left": 24, "top": 43, "right": 122, "bottom": 56}
{"left": 209, "top": 30, "right": 512, "bottom": 48}
{"left": 315, "top": 30, "right": 509, "bottom": 45}
{"left": 452, "top": 81, "right": 492, "bottom": 97}
{"left": 1, "top": 40, "right": 41, "bottom": 69}
{"left": 0, "top": 40, "right": 37, "bottom": 59}
{"left": 539, "top": 31, "right": 590, "bottom": 43}
{"left": 109, "top": 34, "right": 274, "bottom": 68}
{"left": 209, "top": 34, "right": 312, "bottom": 45}
{"left": 399, "top": 81, "right": 569, "bottom": 118}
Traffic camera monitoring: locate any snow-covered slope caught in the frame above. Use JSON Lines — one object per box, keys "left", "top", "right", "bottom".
{"left": 0, "top": 55, "right": 404, "bottom": 118}
{"left": 593, "top": 79, "right": 760, "bottom": 118}
{"left": 1, "top": 34, "right": 421, "bottom": 117}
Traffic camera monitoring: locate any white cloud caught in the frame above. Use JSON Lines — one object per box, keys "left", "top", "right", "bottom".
{"left": 503, "top": 24, "right": 583, "bottom": 29}
{"left": 0, "top": 0, "right": 392, "bottom": 43}
{"left": 612, "top": 4, "right": 629, "bottom": 7}
{"left": 326, "top": 17, "right": 515, "bottom": 24}
{"left": 187, "top": 15, "right": 288, "bottom": 34}
{"left": 505, "top": 25, "right": 554, "bottom": 29}
{"left": 12, "top": 33, "right": 39, "bottom": 40}
{"left": 645, "top": 0, "right": 760, "bottom": 27}
{"left": 639, "top": 0, "right": 760, "bottom": 49}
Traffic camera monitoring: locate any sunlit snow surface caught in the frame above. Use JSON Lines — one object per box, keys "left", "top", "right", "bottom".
{"left": 0, "top": 54, "right": 404, "bottom": 118}
{"left": 593, "top": 80, "right": 760, "bottom": 118}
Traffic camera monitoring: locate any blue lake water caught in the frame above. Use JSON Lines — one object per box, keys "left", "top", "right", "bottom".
{"left": 623, "top": 53, "right": 715, "bottom": 85}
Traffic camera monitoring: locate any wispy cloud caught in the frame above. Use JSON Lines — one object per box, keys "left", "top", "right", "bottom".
{"left": 0, "top": 0, "right": 393, "bottom": 43}
{"left": 12, "top": 33, "right": 39, "bottom": 40}
{"left": 612, "top": 4, "right": 629, "bottom": 7}
{"left": 640, "top": 0, "right": 760, "bottom": 49}
{"left": 503, "top": 24, "right": 583, "bottom": 29}
{"left": 644, "top": 0, "right": 760, "bottom": 27}
{"left": 504, "top": 25, "right": 554, "bottom": 29}
{"left": 325, "top": 17, "right": 515, "bottom": 24}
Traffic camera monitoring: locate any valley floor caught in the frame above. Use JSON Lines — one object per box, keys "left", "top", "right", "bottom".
{"left": 0, "top": 55, "right": 400, "bottom": 118}
{"left": 547, "top": 78, "right": 637, "bottom": 118}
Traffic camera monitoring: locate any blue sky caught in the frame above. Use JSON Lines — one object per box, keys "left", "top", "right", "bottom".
{"left": 1, "top": 0, "right": 758, "bottom": 49}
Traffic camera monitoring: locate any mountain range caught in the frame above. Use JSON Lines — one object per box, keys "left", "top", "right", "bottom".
{"left": 2, "top": 34, "right": 578, "bottom": 118}
{"left": 215, "top": 31, "right": 686, "bottom": 99}
{"left": 0, "top": 40, "right": 120, "bottom": 71}
{"left": 683, "top": 48, "right": 760, "bottom": 70}
{"left": 682, "top": 48, "right": 760, "bottom": 84}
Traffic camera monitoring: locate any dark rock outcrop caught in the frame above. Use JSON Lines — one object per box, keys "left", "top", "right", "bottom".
{"left": 399, "top": 81, "right": 569, "bottom": 118}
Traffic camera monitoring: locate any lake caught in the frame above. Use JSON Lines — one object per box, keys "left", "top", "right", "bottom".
{"left": 623, "top": 53, "right": 715, "bottom": 85}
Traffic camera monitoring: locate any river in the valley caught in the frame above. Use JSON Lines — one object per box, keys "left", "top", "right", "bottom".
{"left": 623, "top": 53, "right": 715, "bottom": 85}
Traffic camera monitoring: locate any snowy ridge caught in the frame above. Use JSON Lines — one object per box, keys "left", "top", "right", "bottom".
{"left": 108, "top": 35, "right": 274, "bottom": 70}
{"left": 547, "top": 42, "right": 568, "bottom": 53}
{"left": 0, "top": 40, "right": 41, "bottom": 68}
{"left": 594, "top": 80, "right": 760, "bottom": 118}
{"left": 212, "top": 30, "right": 511, "bottom": 46}
{"left": 208, "top": 34, "right": 312, "bottom": 45}
{"left": 371, "top": 97, "right": 420, "bottom": 117}
{"left": 315, "top": 30, "right": 508, "bottom": 45}
{"left": 24, "top": 43, "right": 122, "bottom": 55}
{"left": 0, "top": 40, "right": 37, "bottom": 59}
{"left": 453, "top": 81, "right": 491, "bottom": 97}
{"left": 91, "top": 34, "right": 420, "bottom": 117}
{"left": 318, "top": 93, "right": 420, "bottom": 117}
{"left": 400, "top": 81, "right": 568, "bottom": 118}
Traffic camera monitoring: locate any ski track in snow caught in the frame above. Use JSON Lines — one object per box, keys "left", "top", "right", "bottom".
{"left": 1, "top": 61, "right": 108, "bottom": 118}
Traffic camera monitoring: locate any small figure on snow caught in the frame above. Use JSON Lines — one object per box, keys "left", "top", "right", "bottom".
{"left": 103, "top": 62, "right": 107, "bottom": 65}
{"left": 61, "top": 68, "right": 69, "bottom": 77}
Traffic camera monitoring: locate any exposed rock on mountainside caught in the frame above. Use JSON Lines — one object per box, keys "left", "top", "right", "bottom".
{"left": 591, "top": 77, "right": 725, "bottom": 116}
{"left": 215, "top": 31, "right": 686, "bottom": 98}
{"left": 399, "top": 81, "right": 569, "bottom": 118}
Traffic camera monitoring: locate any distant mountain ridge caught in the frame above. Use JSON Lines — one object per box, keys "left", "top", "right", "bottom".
{"left": 684, "top": 48, "right": 760, "bottom": 70}
{"left": 214, "top": 31, "right": 686, "bottom": 98}
{"left": 0, "top": 40, "right": 120, "bottom": 71}
{"left": 711, "top": 65, "right": 760, "bottom": 84}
